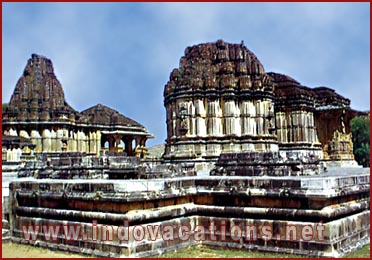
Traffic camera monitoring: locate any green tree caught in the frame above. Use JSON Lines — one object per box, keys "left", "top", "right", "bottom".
{"left": 350, "top": 114, "right": 370, "bottom": 167}
{"left": 2, "top": 103, "right": 8, "bottom": 112}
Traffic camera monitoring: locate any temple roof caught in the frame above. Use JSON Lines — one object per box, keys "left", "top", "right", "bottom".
{"left": 3, "top": 54, "right": 154, "bottom": 139}
{"left": 164, "top": 39, "right": 267, "bottom": 96}
{"left": 3, "top": 54, "right": 79, "bottom": 123}
{"left": 267, "top": 72, "right": 301, "bottom": 87}
{"left": 80, "top": 104, "right": 145, "bottom": 128}
{"left": 313, "top": 86, "right": 350, "bottom": 107}
{"left": 268, "top": 72, "right": 315, "bottom": 98}
{"left": 269, "top": 72, "right": 350, "bottom": 109}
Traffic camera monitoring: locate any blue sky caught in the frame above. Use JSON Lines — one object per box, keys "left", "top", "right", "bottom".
{"left": 2, "top": 2, "right": 370, "bottom": 146}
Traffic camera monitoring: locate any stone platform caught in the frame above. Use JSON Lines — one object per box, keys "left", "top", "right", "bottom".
{"left": 8, "top": 169, "right": 370, "bottom": 257}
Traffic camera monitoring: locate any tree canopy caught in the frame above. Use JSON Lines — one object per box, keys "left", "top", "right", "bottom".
{"left": 2, "top": 103, "right": 8, "bottom": 112}
{"left": 350, "top": 114, "right": 370, "bottom": 167}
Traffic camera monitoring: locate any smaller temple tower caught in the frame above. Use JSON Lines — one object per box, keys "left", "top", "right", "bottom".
{"left": 2, "top": 54, "right": 153, "bottom": 158}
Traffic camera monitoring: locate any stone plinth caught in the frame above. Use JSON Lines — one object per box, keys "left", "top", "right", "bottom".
{"left": 8, "top": 169, "right": 370, "bottom": 257}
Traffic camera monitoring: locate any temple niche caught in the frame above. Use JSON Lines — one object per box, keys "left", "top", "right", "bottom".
{"left": 163, "top": 40, "right": 363, "bottom": 166}
{"left": 2, "top": 54, "right": 153, "bottom": 158}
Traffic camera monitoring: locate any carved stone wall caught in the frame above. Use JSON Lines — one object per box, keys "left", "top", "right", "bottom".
{"left": 164, "top": 42, "right": 362, "bottom": 163}
{"left": 164, "top": 40, "right": 278, "bottom": 161}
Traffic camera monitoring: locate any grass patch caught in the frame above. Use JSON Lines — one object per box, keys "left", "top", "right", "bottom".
{"left": 2, "top": 243, "right": 88, "bottom": 258}
{"left": 158, "top": 244, "right": 370, "bottom": 258}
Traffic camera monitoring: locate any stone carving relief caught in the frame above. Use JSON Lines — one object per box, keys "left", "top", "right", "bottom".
{"left": 178, "top": 102, "right": 189, "bottom": 135}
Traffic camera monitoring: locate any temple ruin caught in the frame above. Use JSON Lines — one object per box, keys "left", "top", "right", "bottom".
{"left": 2, "top": 54, "right": 153, "bottom": 159}
{"left": 163, "top": 40, "right": 361, "bottom": 170}
{"left": 2, "top": 41, "right": 369, "bottom": 258}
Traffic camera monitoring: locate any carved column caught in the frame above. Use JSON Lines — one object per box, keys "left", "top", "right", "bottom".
{"left": 31, "top": 130, "right": 43, "bottom": 152}
{"left": 195, "top": 99, "right": 206, "bottom": 136}
{"left": 56, "top": 129, "right": 62, "bottom": 152}
{"left": 42, "top": 129, "right": 52, "bottom": 152}
{"left": 124, "top": 138, "right": 133, "bottom": 155}
{"left": 207, "top": 99, "right": 223, "bottom": 136}
{"left": 171, "top": 102, "right": 177, "bottom": 138}
{"left": 255, "top": 100, "right": 264, "bottom": 136}
{"left": 68, "top": 130, "right": 78, "bottom": 152}
{"left": 50, "top": 129, "right": 56, "bottom": 152}
{"left": 188, "top": 101, "right": 196, "bottom": 137}
{"left": 224, "top": 100, "right": 240, "bottom": 136}
{"left": 166, "top": 103, "right": 174, "bottom": 139}
{"left": 96, "top": 131, "right": 101, "bottom": 156}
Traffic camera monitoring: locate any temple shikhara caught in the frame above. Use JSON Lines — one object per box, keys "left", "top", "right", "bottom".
{"left": 2, "top": 40, "right": 369, "bottom": 258}
{"left": 2, "top": 54, "right": 153, "bottom": 160}
{"left": 163, "top": 40, "right": 359, "bottom": 168}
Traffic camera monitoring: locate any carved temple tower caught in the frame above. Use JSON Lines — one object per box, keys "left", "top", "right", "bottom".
{"left": 2, "top": 54, "right": 153, "bottom": 158}
{"left": 164, "top": 40, "right": 361, "bottom": 167}
{"left": 164, "top": 40, "right": 278, "bottom": 163}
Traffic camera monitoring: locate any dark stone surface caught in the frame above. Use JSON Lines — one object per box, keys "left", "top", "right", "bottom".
{"left": 80, "top": 103, "right": 144, "bottom": 128}
{"left": 2, "top": 54, "right": 153, "bottom": 143}
{"left": 3, "top": 54, "right": 79, "bottom": 123}
{"left": 210, "top": 151, "right": 321, "bottom": 176}
{"left": 164, "top": 39, "right": 269, "bottom": 97}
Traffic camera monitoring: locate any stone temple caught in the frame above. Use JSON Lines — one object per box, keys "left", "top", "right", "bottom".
{"left": 2, "top": 41, "right": 369, "bottom": 258}
{"left": 163, "top": 40, "right": 360, "bottom": 169}
{"left": 2, "top": 54, "right": 153, "bottom": 159}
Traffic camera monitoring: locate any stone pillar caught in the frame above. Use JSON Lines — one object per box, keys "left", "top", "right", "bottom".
{"left": 263, "top": 100, "right": 275, "bottom": 136}
{"left": 31, "top": 130, "right": 42, "bottom": 152}
{"left": 276, "top": 112, "right": 288, "bottom": 143}
{"left": 188, "top": 101, "right": 196, "bottom": 137}
{"left": 83, "top": 132, "right": 88, "bottom": 153}
{"left": 42, "top": 129, "right": 52, "bottom": 152}
{"left": 166, "top": 103, "right": 174, "bottom": 139}
{"left": 89, "top": 131, "right": 96, "bottom": 154}
{"left": 96, "top": 131, "right": 101, "bottom": 156}
{"left": 8, "top": 128, "right": 18, "bottom": 136}
{"left": 307, "top": 112, "right": 317, "bottom": 144}
{"left": 124, "top": 138, "right": 133, "bottom": 155}
{"left": 234, "top": 101, "right": 241, "bottom": 136}
{"left": 50, "top": 129, "right": 57, "bottom": 152}
{"left": 19, "top": 130, "right": 30, "bottom": 139}
{"left": 207, "top": 99, "right": 223, "bottom": 136}
{"left": 114, "top": 134, "right": 123, "bottom": 151}
{"left": 303, "top": 112, "right": 309, "bottom": 143}
{"left": 250, "top": 101, "right": 257, "bottom": 135}
{"left": 85, "top": 132, "right": 90, "bottom": 153}
{"left": 16, "top": 148, "right": 22, "bottom": 161}
{"left": 291, "top": 111, "right": 298, "bottom": 142}
{"left": 105, "top": 136, "right": 114, "bottom": 150}
{"left": 56, "top": 129, "right": 62, "bottom": 152}
{"left": 76, "top": 131, "right": 87, "bottom": 153}
{"left": 6, "top": 149, "right": 12, "bottom": 161}
{"left": 171, "top": 103, "right": 177, "bottom": 138}
{"left": 240, "top": 101, "right": 249, "bottom": 135}
{"left": 288, "top": 114, "right": 294, "bottom": 142}
{"left": 77, "top": 131, "right": 82, "bottom": 152}
{"left": 68, "top": 130, "right": 77, "bottom": 152}
{"left": 11, "top": 148, "right": 17, "bottom": 161}
{"left": 240, "top": 100, "right": 256, "bottom": 136}
{"left": 255, "top": 100, "right": 264, "bottom": 136}
{"left": 224, "top": 100, "right": 240, "bottom": 136}
{"left": 195, "top": 99, "right": 207, "bottom": 137}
